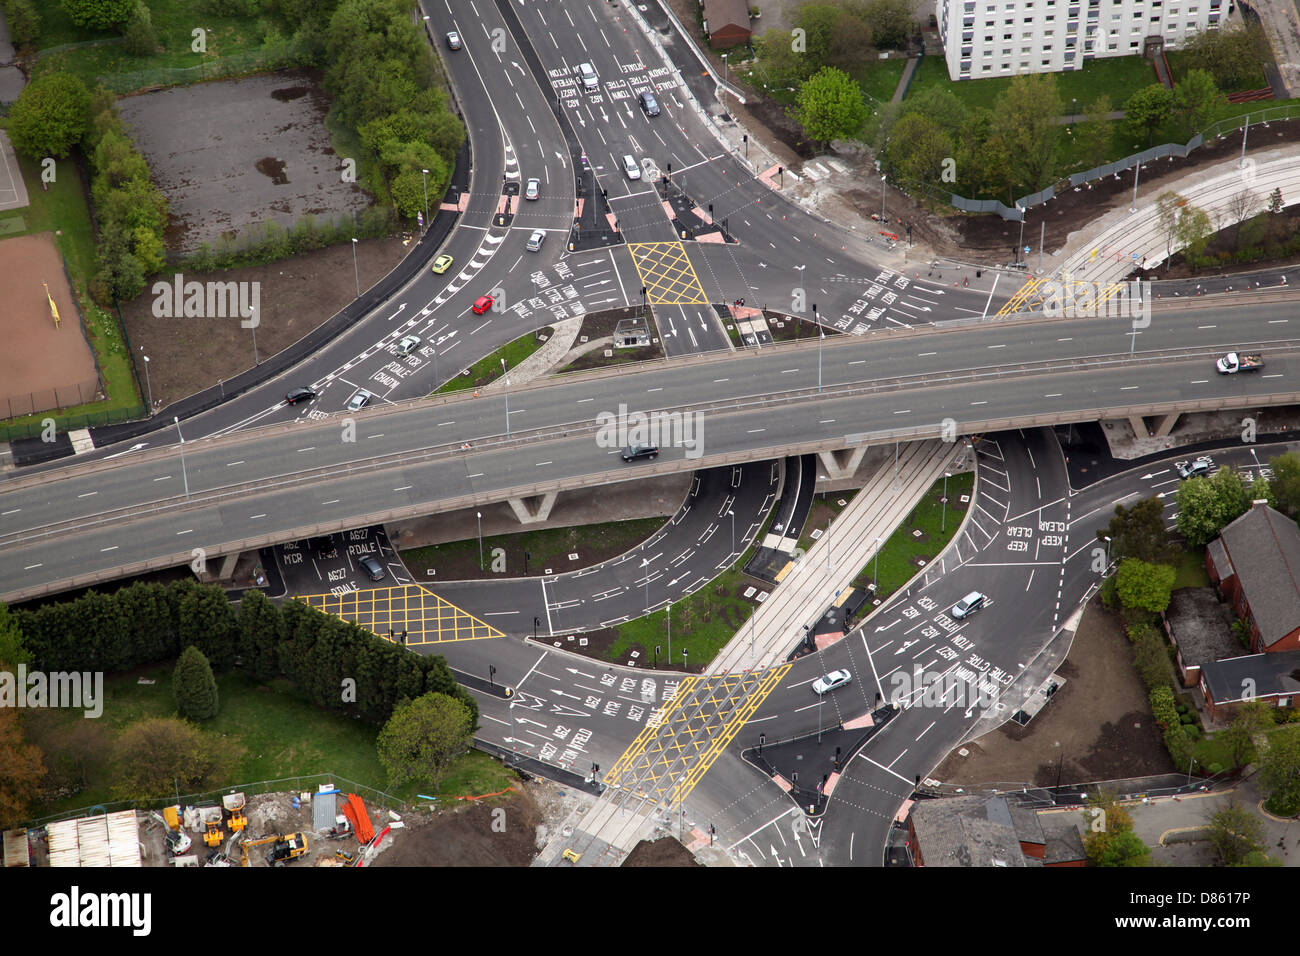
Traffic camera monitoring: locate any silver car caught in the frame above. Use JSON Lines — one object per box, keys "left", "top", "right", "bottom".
{"left": 812, "top": 669, "right": 851, "bottom": 695}
{"left": 622, "top": 154, "right": 641, "bottom": 180}
{"left": 397, "top": 335, "right": 421, "bottom": 355}
{"left": 524, "top": 178, "right": 540, "bottom": 200}
{"left": 526, "top": 229, "right": 545, "bottom": 252}
{"left": 346, "top": 389, "right": 373, "bottom": 411}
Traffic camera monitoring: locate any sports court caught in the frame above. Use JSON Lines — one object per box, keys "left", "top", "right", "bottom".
{"left": 0, "top": 130, "right": 29, "bottom": 212}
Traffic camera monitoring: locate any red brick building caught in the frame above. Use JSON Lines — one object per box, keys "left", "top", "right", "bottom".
{"left": 1205, "top": 501, "right": 1300, "bottom": 654}
{"left": 701, "top": 0, "right": 752, "bottom": 48}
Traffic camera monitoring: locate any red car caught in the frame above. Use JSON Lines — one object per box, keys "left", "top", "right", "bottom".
{"left": 472, "top": 294, "right": 494, "bottom": 314}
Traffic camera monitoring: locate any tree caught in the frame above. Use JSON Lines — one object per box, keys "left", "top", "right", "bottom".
{"left": 990, "top": 73, "right": 1062, "bottom": 191}
{"left": 1175, "top": 203, "right": 1213, "bottom": 259}
{"left": 1218, "top": 700, "right": 1274, "bottom": 768}
{"left": 238, "top": 589, "right": 283, "bottom": 682}
{"left": 1122, "top": 85, "right": 1173, "bottom": 148}
{"left": 173, "top": 646, "right": 220, "bottom": 721}
{"left": 1183, "top": 21, "right": 1272, "bottom": 90}
{"left": 177, "top": 585, "right": 238, "bottom": 672}
{"left": 1269, "top": 452, "right": 1300, "bottom": 518}
{"left": 121, "top": 1, "right": 159, "bottom": 57}
{"left": 1155, "top": 191, "right": 1185, "bottom": 261}
{"left": 3, "top": 0, "right": 41, "bottom": 48}
{"left": 61, "top": 0, "right": 135, "bottom": 30}
{"left": 1172, "top": 68, "right": 1224, "bottom": 134}
{"left": 1176, "top": 467, "right": 1251, "bottom": 547}
{"left": 0, "top": 603, "right": 32, "bottom": 669}
{"left": 862, "top": 0, "right": 915, "bottom": 49}
{"left": 376, "top": 692, "right": 474, "bottom": 788}
{"left": 1225, "top": 188, "right": 1261, "bottom": 244}
{"left": 0, "top": 708, "right": 46, "bottom": 829}
{"left": 1115, "top": 558, "right": 1177, "bottom": 614}
{"left": 1268, "top": 187, "right": 1284, "bottom": 215}
{"left": 1082, "top": 792, "right": 1150, "bottom": 866}
{"left": 5, "top": 71, "right": 92, "bottom": 160}
{"left": 883, "top": 113, "right": 953, "bottom": 187}
{"left": 1133, "top": 629, "right": 1172, "bottom": 689}
{"left": 112, "top": 717, "right": 240, "bottom": 800}
{"left": 1260, "top": 725, "right": 1300, "bottom": 816}
{"left": 796, "top": 66, "right": 869, "bottom": 145}
{"left": 1074, "top": 94, "right": 1114, "bottom": 170}
{"left": 1204, "top": 801, "right": 1263, "bottom": 865}
{"left": 1097, "top": 496, "right": 1172, "bottom": 565}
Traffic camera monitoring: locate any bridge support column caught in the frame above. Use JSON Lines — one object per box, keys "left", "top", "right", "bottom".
{"left": 817, "top": 447, "right": 869, "bottom": 481}
{"left": 1152, "top": 413, "right": 1180, "bottom": 437}
{"left": 200, "top": 551, "right": 241, "bottom": 584}
{"left": 1127, "top": 414, "right": 1149, "bottom": 438}
{"left": 506, "top": 492, "right": 559, "bottom": 525}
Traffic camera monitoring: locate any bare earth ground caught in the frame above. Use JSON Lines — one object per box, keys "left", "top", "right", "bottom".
{"left": 372, "top": 778, "right": 592, "bottom": 867}
{"left": 932, "top": 598, "right": 1174, "bottom": 788}
{"left": 622, "top": 836, "right": 701, "bottom": 865}
{"left": 117, "top": 70, "right": 370, "bottom": 255}
{"left": 122, "top": 236, "right": 410, "bottom": 411}
{"left": 0, "top": 233, "right": 99, "bottom": 418}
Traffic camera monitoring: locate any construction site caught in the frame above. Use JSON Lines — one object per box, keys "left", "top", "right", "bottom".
{"left": 6, "top": 784, "right": 395, "bottom": 869}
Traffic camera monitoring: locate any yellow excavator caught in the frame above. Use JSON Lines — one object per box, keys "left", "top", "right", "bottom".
{"left": 239, "top": 833, "right": 310, "bottom": 867}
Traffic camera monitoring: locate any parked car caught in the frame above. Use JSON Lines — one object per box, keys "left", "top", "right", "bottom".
{"left": 622, "top": 154, "right": 641, "bottom": 180}
{"left": 285, "top": 386, "right": 317, "bottom": 405}
{"left": 526, "top": 229, "right": 545, "bottom": 252}
{"left": 1176, "top": 457, "right": 1214, "bottom": 480}
{"left": 346, "top": 389, "right": 373, "bottom": 411}
{"left": 524, "top": 178, "right": 540, "bottom": 200}
{"left": 951, "top": 591, "right": 986, "bottom": 620}
{"left": 446, "top": 31, "right": 461, "bottom": 50}
{"left": 638, "top": 90, "right": 660, "bottom": 116}
{"left": 432, "top": 254, "right": 454, "bottom": 274}
{"left": 812, "top": 669, "right": 852, "bottom": 695}
{"left": 397, "top": 335, "right": 421, "bottom": 355}
{"left": 621, "top": 444, "right": 658, "bottom": 462}
{"left": 358, "top": 554, "right": 386, "bottom": 581}
{"left": 472, "top": 294, "right": 494, "bottom": 314}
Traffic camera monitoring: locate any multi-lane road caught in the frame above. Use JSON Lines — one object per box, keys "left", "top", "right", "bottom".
{"left": 4, "top": 0, "right": 1297, "bottom": 867}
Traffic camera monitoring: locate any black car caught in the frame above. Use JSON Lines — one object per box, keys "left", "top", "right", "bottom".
{"left": 358, "top": 554, "right": 386, "bottom": 581}
{"left": 622, "top": 444, "right": 659, "bottom": 462}
{"left": 638, "top": 90, "right": 660, "bottom": 117}
{"left": 285, "top": 387, "right": 317, "bottom": 405}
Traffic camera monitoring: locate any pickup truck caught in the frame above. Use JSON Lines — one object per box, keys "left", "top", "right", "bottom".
{"left": 1216, "top": 352, "right": 1264, "bottom": 374}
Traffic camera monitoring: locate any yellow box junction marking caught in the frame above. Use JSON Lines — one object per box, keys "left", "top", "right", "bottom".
{"left": 627, "top": 241, "right": 710, "bottom": 305}
{"left": 995, "top": 275, "right": 1047, "bottom": 316}
{"left": 997, "top": 276, "right": 1127, "bottom": 317}
{"left": 603, "top": 664, "right": 791, "bottom": 807}
{"left": 301, "top": 584, "right": 503, "bottom": 645}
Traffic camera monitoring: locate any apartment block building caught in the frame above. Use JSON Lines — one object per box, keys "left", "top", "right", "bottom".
{"left": 935, "top": 0, "right": 1231, "bottom": 81}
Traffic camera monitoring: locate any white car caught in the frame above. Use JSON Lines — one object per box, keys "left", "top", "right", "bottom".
{"left": 622, "top": 154, "right": 641, "bottom": 180}
{"left": 524, "top": 178, "right": 540, "bottom": 201}
{"left": 951, "top": 591, "right": 986, "bottom": 619}
{"left": 811, "top": 669, "right": 851, "bottom": 695}
{"left": 346, "top": 389, "right": 373, "bottom": 411}
{"left": 397, "top": 335, "right": 421, "bottom": 355}
{"left": 526, "top": 229, "right": 545, "bottom": 252}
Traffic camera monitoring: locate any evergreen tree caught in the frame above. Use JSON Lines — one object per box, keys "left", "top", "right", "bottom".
{"left": 173, "top": 646, "right": 220, "bottom": 721}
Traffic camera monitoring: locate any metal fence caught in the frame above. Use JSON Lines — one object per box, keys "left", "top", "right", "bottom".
{"left": 24, "top": 772, "right": 407, "bottom": 831}
{"left": 96, "top": 39, "right": 311, "bottom": 94}
{"left": 0, "top": 400, "right": 146, "bottom": 443}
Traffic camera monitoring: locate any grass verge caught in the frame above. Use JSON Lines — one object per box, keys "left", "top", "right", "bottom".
{"left": 849, "top": 472, "right": 974, "bottom": 604}
{"left": 434, "top": 327, "right": 554, "bottom": 394}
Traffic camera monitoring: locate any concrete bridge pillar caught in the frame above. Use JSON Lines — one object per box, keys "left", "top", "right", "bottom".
{"left": 817, "top": 446, "right": 869, "bottom": 480}
{"left": 507, "top": 492, "right": 559, "bottom": 525}
{"left": 197, "top": 551, "right": 241, "bottom": 584}
{"left": 1152, "top": 413, "right": 1180, "bottom": 437}
{"left": 1127, "top": 414, "right": 1149, "bottom": 438}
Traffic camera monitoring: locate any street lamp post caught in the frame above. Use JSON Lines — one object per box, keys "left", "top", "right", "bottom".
{"left": 174, "top": 417, "right": 190, "bottom": 500}
{"left": 140, "top": 351, "right": 153, "bottom": 411}
{"left": 818, "top": 326, "right": 825, "bottom": 394}
{"left": 1103, "top": 535, "right": 1112, "bottom": 568}
{"left": 351, "top": 237, "right": 360, "bottom": 297}
{"left": 1016, "top": 205, "right": 1025, "bottom": 263}
{"left": 874, "top": 536, "right": 882, "bottom": 591}
{"left": 476, "top": 511, "right": 484, "bottom": 569}
{"left": 721, "top": 53, "right": 728, "bottom": 86}
{"left": 642, "top": 557, "right": 651, "bottom": 616}
{"left": 421, "top": 168, "right": 430, "bottom": 233}
{"left": 500, "top": 358, "right": 511, "bottom": 437}
{"left": 1239, "top": 114, "right": 1250, "bottom": 170}
{"left": 251, "top": 315, "right": 259, "bottom": 366}
{"left": 1130, "top": 162, "right": 1141, "bottom": 214}
{"left": 881, "top": 174, "right": 887, "bottom": 223}
{"left": 942, "top": 471, "right": 951, "bottom": 533}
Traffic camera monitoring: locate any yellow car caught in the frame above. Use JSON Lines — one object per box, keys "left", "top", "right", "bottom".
{"left": 432, "top": 254, "right": 454, "bottom": 274}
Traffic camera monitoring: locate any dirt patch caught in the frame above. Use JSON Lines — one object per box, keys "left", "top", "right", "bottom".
{"left": 622, "top": 836, "right": 702, "bottom": 866}
{"left": 372, "top": 787, "right": 541, "bottom": 867}
{"left": 932, "top": 598, "right": 1175, "bottom": 788}
{"left": 0, "top": 232, "right": 100, "bottom": 418}
{"left": 122, "top": 235, "right": 410, "bottom": 411}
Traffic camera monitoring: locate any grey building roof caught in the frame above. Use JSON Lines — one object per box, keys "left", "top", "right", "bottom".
{"left": 1207, "top": 538, "right": 1231, "bottom": 581}
{"left": 1218, "top": 503, "right": 1300, "bottom": 649}
{"left": 1042, "top": 821, "right": 1086, "bottom": 865}
{"left": 1166, "top": 587, "right": 1239, "bottom": 670}
{"left": 1200, "top": 649, "right": 1300, "bottom": 705}
{"left": 911, "top": 794, "right": 1034, "bottom": 867}
{"left": 702, "top": 0, "right": 751, "bottom": 32}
